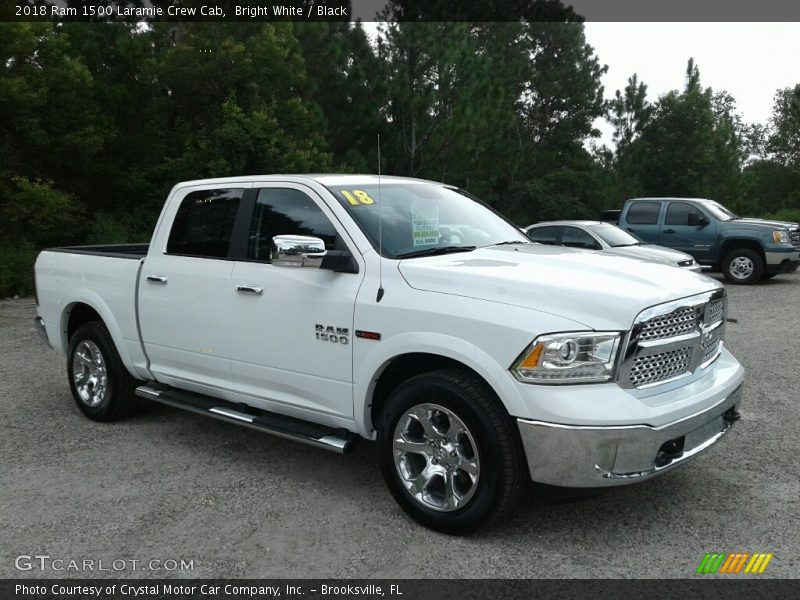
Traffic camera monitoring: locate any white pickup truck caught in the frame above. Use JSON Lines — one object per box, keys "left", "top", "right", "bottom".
{"left": 34, "top": 175, "right": 745, "bottom": 533}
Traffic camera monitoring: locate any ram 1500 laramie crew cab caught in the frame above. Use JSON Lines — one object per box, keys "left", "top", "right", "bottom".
{"left": 35, "top": 175, "right": 745, "bottom": 533}
{"left": 618, "top": 197, "right": 800, "bottom": 284}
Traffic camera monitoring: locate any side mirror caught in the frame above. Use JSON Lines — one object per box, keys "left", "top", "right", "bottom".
{"left": 271, "top": 235, "right": 327, "bottom": 268}
{"left": 271, "top": 235, "right": 358, "bottom": 273}
{"left": 688, "top": 212, "right": 709, "bottom": 227}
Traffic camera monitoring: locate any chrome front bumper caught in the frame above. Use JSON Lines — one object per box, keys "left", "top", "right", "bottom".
{"left": 518, "top": 384, "right": 742, "bottom": 487}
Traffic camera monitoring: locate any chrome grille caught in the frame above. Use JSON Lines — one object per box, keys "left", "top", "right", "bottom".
{"left": 639, "top": 305, "right": 700, "bottom": 341}
{"left": 702, "top": 327, "right": 723, "bottom": 364}
{"left": 790, "top": 228, "right": 800, "bottom": 250}
{"left": 706, "top": 299, "right": 724, "bottom": 326}
{"left": 630, "top": 347, "right": 693, "bottom": 387}
{"left": 621, "top": 290, "right": 727, "bottom": 389}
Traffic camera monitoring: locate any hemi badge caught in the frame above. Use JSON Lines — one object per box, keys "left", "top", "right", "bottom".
{"left": 355, "top": 330, "right": 381, "bottom": 341}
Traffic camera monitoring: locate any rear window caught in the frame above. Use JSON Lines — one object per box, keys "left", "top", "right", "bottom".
{"left": 626, "top": 202, "right": 661, "bottom": 225}
{"left": 527, "top": 226, "right": 560, "bottom": 244}
{"left": 167, "top": 188, "right": 243, "bottom": 258}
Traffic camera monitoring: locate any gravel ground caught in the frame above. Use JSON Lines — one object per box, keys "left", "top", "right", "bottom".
{"left": 1, "top": 274, "right": 798, "bottom": 579}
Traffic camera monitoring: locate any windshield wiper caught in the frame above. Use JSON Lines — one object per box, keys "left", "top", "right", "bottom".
{"left": 612, "top": 242, "right": 640, "bottom": 247}
{"left": 491, "top": 240, "right": 533, "bottom": 246}
{"left": 395, "top": 246, "right": 477, "bottom": 259}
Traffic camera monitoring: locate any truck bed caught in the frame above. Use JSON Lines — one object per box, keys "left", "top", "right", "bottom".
{"left": 35, "top": 246, "right": 149, "bottom": 378}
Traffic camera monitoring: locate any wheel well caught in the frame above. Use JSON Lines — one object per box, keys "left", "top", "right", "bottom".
{"left": 369, "top": 353, "right": 497, "bottom": 432}
{"left": 66, "top": 303, "right": 102, "bottom": 343}
{"left": 718, "top": 239, "right": 764, "bottom": 267}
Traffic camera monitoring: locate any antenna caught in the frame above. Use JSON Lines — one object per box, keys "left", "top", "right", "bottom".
{"left": 376, "top": 134, "right": 385, "bottom": 303}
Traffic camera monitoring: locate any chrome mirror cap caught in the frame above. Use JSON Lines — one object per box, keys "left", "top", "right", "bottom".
{"left": 271, "top": 235, "right": 327, "bottom": 268}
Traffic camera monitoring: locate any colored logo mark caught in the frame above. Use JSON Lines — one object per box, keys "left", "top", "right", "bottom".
{"left": 696, "top": 552, "right": 774, "bottom": 574}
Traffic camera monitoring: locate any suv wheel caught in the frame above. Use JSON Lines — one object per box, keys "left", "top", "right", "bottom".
{"left": 722, "top": 248, "right": 763, "bottom": 285}
{"left": 378, "top": 369, "right": 524, "bottom": 534}
{"left": 67, "top": 321, "right": 138, "bottom": 421}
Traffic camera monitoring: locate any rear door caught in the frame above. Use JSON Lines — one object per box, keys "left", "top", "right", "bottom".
{"left": 138, "top": 185, "right": 249, "bottom": 394}
{"left": 228, "top": 183, "right": 364, "bottom": 419}
{"left": 623, "top": 201, "right": 663, "bottom": 243}
{"left": 662, "top": 201, "right": 715, "bottom": 262}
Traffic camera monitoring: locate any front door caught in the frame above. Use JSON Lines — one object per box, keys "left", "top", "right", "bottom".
{"left": 661, "top": 201, "right": 715, "bottom": 263}
{"left": 229, "top": 184, "right": 364, "bottom": 419}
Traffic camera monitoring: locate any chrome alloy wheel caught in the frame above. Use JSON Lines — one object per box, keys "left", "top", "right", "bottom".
{"left": 730, "top": 256, "right": 754, "bottom": 280}
{"left": 71, "top": 340, "right": 108, "bottom": 407}
{"left": 392, "top": 403, "right": 480, "bottom": 512}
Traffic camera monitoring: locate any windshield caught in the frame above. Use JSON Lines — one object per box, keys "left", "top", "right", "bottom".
{"left": 704, "top": 201, "right": 738, "bottom": 221}
{"left": 586, "top": 223, "right": 642, "bottom": 247}
{"left": 328, "top": 182, "right": 529, "bottom": 258}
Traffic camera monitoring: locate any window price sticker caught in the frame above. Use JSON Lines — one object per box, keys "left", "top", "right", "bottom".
{"left": 412, "top": 206, "right": 439, "bottom": 246}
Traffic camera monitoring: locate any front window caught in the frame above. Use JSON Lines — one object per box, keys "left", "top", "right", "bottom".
{"left": 561, "top": 227, "right": 601, "bottom": 250}
{"left": 587, "top": 223, "right": 641, "bottom": 247}
{"left": 328, "top": 182, "right": 529, "bottom": 258}
{"left": 248, "top": 188, "right": 339, "bottom": 262}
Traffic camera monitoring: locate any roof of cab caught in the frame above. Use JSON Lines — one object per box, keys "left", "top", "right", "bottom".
{"left": 174, "top": 174, "right": 440, "bottom": 188}
{"left": 527, "top": 220, "right": 606, "bottom": 227}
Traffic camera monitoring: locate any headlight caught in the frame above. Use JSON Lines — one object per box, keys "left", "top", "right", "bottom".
{"left": 772, "top": 230, "right": 791, "bottom": 244}
{"left": 512, "top": 332, "right": 621, "bottom": 384}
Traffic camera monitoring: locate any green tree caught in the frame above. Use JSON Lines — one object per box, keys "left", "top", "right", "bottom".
{"left": 769, "top": 85, "right": 800, "bottom": 169}
{"left": 295, "top": 21, "right": 386, "bottom": 172}
{"left": 608, "top": 74, "right": 651, "bottom": 150}
{"left": 615, "top": 59, "right": 745, "bottom": 204}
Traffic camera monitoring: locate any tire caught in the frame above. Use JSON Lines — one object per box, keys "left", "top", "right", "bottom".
{"left": 67, "top": 321, "right": 138, "bottom": 421}
{"left": 378, "top": 368, "right": 524, "bottom": 534}
{"left": 722, "top": 248, "right": 763, "bottom": 285}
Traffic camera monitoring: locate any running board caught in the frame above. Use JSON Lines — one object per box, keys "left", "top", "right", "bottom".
{"left": 135, "top": 384, "right": 359, "bottom": 454}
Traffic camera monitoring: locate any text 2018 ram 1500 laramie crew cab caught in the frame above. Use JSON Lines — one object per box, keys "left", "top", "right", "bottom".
{"left": 34, "top": 175, "right": 745, "bottom": 533}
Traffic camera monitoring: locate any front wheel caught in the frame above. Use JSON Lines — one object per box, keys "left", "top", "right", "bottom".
{"left": 722, "top": 248, "right": 763, "bottom": 285}
{"left": 67, "top": 321, "right": 138, "bottom": 421}
{"left": 378, "top": 369, "right": 524, "bottom": 534}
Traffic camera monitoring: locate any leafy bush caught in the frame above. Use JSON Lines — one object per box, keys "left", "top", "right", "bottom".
{"left": 1, "top": 178, "right": 84, "bottom": 248}
{"left": 0, "top": 241, "right": 36, "bottom": 298}
{"left": 760, "top": 208, "right": 800, "bottom": 223}
{"left": 87, "top": 212, "right": 143, "bottom": 244}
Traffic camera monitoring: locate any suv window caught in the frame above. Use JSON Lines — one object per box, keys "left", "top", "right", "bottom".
{"left": 167, "top": 188, "right": 243, "bottom": 258}
{"left": 562, "top": 227, "right": 600, "bottom": 249}
{"left": 627, "top": 201, "right": 661, "bottom": 225}
{"left": 527, "top": 226, "right": 560, "bottom": 245}
{"left": 249, "top": 188, "right": 339, "bottom": 262}
{"left": 665, "top": 202, "right": 698, "bottom": 226}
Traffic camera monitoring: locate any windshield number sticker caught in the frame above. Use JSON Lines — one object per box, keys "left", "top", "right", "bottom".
{"left": 340, "top": 189, "right": 375, "bottom": 206}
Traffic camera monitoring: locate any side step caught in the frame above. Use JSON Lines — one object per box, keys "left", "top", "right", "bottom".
{"left": 135, "top": 384, "right": 359, "bottom": 454}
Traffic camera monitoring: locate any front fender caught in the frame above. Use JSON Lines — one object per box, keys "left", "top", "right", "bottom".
{"left": 352, "top": 332, "right": 527, "bottom": 439}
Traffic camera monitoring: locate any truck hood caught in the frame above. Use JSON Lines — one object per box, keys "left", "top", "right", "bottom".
{"left": 727, "top": 217, "right": 799, "bottom": 230}
{"left": 398, "top": 244, "right": 721, "bottom": 331}
{"left": 605, "top": 244, "right": 694, "bottom": 265}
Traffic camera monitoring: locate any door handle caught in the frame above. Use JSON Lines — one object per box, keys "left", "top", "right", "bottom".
{"left": 146, "top": 275, "right": 168, "bottom": 284}
{"left": 235, "top": 284, "right": 263, "bottom": 295}
{"left": 663, "top": 229, "right": 676, "bottom": 234}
